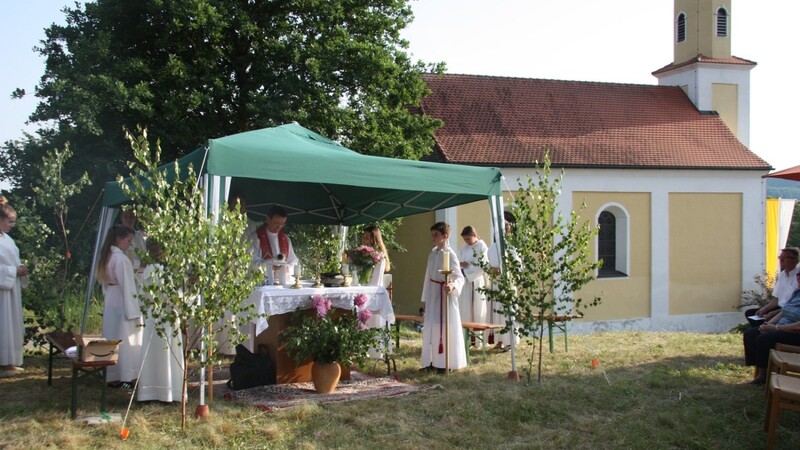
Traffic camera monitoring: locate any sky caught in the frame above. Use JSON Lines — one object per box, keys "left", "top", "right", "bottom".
{"left": 1, "top": 0, "right": 797, "bottom": 187}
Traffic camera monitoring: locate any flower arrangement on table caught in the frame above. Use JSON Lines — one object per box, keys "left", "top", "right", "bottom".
{"left": 346, "top": 245, "right": 383, "bottom": 285}
{"left": 280, "top": 294, "right": 378, "bottom": 366}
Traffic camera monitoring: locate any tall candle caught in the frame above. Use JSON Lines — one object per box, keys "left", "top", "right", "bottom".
{"left": 442, "top": 249, "right": 450, "bottom": 271}
{"left": 294, "top": 263, "right": 301, "bottom": 279}
{"left": 342, "top": 263, "right": 350, "bottom": 276}
{"left": 341, "top": 252, "right": 348, "bottom": 265}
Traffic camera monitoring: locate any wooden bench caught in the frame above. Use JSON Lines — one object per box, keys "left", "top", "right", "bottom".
{"left": 394, "top": 315, "right": 504, "bottom": 362}
{"left": 45, "top": 331, "right": 117, "bottom": 419}
{"left": 530, "top": 314, "right": 581, "bottom": 353}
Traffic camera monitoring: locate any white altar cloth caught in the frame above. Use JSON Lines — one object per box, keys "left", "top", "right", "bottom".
{"left": 248, "top": 285, "right": 395, "bottom": 335}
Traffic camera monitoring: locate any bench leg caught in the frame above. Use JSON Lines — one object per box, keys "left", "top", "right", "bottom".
{"left": 464, "top": 329, "right": 470, "bottom": 361}
{"left": 48, "top": 341, "right": 55, "bottom": 386}
{"left": 71, "top": 365, "right": 78, "bottom": 419}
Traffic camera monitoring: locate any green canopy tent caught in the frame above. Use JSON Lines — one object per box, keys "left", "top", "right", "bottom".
{"left": 100, "top": 122, "right": 504, "bottom": 224}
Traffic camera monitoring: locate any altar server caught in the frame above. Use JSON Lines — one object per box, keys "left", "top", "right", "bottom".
{"left": 420, "top": 222, "right": 466, "bottom": 373}
{"left": 0, "top": 196, "right": 28, "bottom": 377}
{"left": 458, "top": 226, "right": 489, "bottom": 347}
{"left": 138, "top": 239, "right": 185, "bottom": 402}
{"left": 97, "top": 224, "right": 143, "bottom": 388}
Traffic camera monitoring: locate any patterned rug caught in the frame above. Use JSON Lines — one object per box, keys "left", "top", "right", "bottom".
{"left": 223, "top": 372, "right": 439, "bottom": 412}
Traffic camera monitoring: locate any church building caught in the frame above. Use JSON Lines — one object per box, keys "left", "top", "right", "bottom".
{"left": 391, "top": 0, "right": 772, "bottom": 333}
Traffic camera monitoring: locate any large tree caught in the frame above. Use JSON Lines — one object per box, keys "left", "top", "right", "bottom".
{"left": 2, "top": 0, "right": 441, "bottom": 286}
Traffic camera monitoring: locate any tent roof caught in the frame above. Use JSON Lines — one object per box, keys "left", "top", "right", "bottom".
{"left": 103, "top": 123, "right": 503, "bottom": 225}
{"left": 765, "top": 164, "right": 800, "bottom": 182}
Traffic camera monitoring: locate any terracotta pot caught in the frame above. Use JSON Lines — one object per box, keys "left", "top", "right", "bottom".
{"left": 311, "top": 361, "right": 342, "bottom": 393}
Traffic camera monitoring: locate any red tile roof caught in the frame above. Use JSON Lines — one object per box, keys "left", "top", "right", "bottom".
{"left": 652, "top": 55, "right": 757, "bottom": 76}
{"left": 420, "top": 73, "right": 770, "bottom": 170}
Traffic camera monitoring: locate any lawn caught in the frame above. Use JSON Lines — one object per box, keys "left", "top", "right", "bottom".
{"left": 0, "top": 330, "right": 797, "bottom": 449}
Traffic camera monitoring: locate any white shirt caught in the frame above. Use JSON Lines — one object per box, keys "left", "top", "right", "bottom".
{"left": 774, "top": 266, "right": 799, "bottom": 307}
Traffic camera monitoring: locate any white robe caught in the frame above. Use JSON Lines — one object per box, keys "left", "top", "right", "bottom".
{"left": 364, "top": 258, "right": 391, "bottom": 358}
{"left": 457, "top": 240, "right": 489, "bottom": 324}
{"left": 101, "top": 246, "right": 143, "bottom": 382}
{"left": 137, "top": 264, "right": 185, "bottom": 402}
{"left": 420, "top": 246, "right": 467, "bottom": 370}
{"left": 0, "top": 233, "right": 25, "bottom": 367}
{"left": 488, "top": 242, "right": 521, "bottom": 347}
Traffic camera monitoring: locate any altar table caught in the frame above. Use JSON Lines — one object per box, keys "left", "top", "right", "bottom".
{"left": 248, "top": 284, "right": 394, "bottom": 383}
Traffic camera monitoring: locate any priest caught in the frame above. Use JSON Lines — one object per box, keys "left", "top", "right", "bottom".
{"left": 253, "top": 206, "right": 298, "bottom": 284}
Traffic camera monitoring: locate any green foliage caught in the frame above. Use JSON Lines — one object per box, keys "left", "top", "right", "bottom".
{"left": 286, "top": 224, "right": 342, "bottom": 275}
{"left": 119, "top": 127, "right": 263, "bottom": 427}
{"left": 482, "top": 152, "right": 602, "bottom": 384}
{"left": 739, "top": 273, "right": 773, "bottom": 310}
{"left": 280, "top": 294, "right": 379, "bottom": 366}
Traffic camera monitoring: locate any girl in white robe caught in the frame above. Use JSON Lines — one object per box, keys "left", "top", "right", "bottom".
{"left": 361, "top": 226, "right": 391, "bottom": 358}
{"left": 0, "top": 197, "right": 28, "bottom": 374}
{"left": 420, "top": 222, "right": 466, "bottom": 371}
{"left": 138, "top": 241, "right": 185, "bottom": 402}
{"left": 97, "top": 225, "right": 143, "bottom": 387}
{"left": 457, "top": 226, "right": 489, "bottom": 327}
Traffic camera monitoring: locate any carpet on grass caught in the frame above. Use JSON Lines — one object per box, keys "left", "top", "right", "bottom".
{"left": 223, "top": 372, "right": 438, "bottom": 412}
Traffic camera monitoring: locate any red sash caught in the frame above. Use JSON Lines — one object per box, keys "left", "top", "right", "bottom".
{"left": 256, "top": 225, "right": 289, "bottom": 259}
{"left": 430, "top": 278, "right": 446, "bottom": 354}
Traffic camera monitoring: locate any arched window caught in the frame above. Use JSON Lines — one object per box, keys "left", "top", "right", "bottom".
{"left": 716, "top": 8, "right": 728, "bottom": 37}
{"left": 597, "top": 204, "right": 629, "bottom": 278}
{"left": 677, "top": 13, "right": 686, "bottom": 43}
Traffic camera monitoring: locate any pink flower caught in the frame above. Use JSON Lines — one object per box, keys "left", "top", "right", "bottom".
{"left": 353, "top": 293, "right": 368, "bottom": 308}
{"left": 312, "top": 294, "right": 331, "bottom": 318}
{"left": 357, "top": 308, "right": 372, "bottom": 325}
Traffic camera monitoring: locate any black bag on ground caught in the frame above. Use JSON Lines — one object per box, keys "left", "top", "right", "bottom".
{"left": 227, "top": 344, "right": 276, "bottom": 390}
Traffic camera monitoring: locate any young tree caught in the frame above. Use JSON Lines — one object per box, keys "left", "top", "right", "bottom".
{"left": 483, "top": 153, "right": 602, "bottom": 384}
{"left": 119, "top": 127, "right": 263, "bottom": 428}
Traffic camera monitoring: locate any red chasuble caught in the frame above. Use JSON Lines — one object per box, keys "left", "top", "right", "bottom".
{"left": 256, "top": 224, "right": 290, "bottom": 259}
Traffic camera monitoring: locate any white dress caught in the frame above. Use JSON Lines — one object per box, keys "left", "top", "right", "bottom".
{"left": 487, "top": 243, "right": 521, "bottom": 347}
{"left": 101, "top": 246, "right": 143, "bottom": 382}
{"left": 364, "top": 258, "right": 391, "bottom": 358}
{"left": 137, "top": 263, "right": 185, "bottom": 402}
{"left": 420, "top": 246, "right": 467, "bottom": 370}
{"left": 457, "top": 240, "right": 489, "bottom": 324}
{"left": 0, "top": 233, "right": 26, "bottom": 367}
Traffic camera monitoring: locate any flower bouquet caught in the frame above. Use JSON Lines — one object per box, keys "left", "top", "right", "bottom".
{"left": 346, "top": 245, "right": 383, "bottom": 285}
{"left": 280, "top": 294, "right": 378, "bottom": 366}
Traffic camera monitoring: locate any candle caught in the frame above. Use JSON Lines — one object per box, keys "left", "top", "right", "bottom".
{"left": 342, "top": 264, "right": 350, "bottom": 276}
{"left": 294, "top": 263, "right": 301, "bottom": 279}
{"left": 443, "top": 249, "right": 450, "bottom": 271}
{"left": 341, "top": 252, "right": 348, "bottom": 265}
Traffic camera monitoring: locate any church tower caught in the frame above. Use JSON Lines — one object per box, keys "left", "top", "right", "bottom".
{"left": 652, "top": 0, "right": 755, "bottom": 146}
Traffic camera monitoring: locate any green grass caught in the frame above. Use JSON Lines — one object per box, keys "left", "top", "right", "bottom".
{"left": 1, "top": 330, "right": 798, "bottom": 449}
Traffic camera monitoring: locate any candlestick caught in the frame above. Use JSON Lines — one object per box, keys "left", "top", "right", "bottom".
{"left": 442, "top": 249, "right": 450, "bottom": 271}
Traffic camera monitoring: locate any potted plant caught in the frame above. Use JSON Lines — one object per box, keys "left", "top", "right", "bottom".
{"left": 280, "top": 294, "right": 378, "bottom": 393}
{"left": 346, "top": 245, "right": 383, "bottom": 286}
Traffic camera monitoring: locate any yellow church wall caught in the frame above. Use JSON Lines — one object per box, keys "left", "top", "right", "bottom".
{"left": 392, "top": 211, "right": 435, "bottom": 315}
{"left": 573, "top": 192, "right": 652, "bottom": 321}
{"left": 669, "top": 193, "right": 742, "bottom": 314}
{"left": 712, "top": 83, "right": 739, "bottom": 138}
{"left": 455, "top": 200, "right": 492, "bottom": 243}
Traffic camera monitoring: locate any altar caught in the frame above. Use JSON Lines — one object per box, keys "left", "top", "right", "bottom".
{"left": 248, "top": 284, "right": 394, "bottom": 383}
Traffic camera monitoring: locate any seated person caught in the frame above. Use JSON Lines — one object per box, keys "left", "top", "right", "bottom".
{"left": 744, "top": 247, "right": 799, "bottom": 326}
{"left": 743, "top": 272, "right": 800, "bottom": 384}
